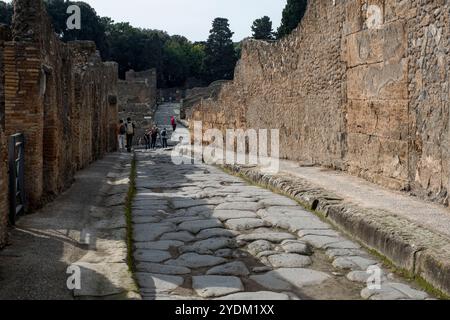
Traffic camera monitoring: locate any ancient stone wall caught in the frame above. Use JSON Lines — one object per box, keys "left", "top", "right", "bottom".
{"left": 118, "top": 69, "right": 157, "bottom": 143}
{"left": 189, "top": 0, "right": 450, "bottom": 206}
{"left": 0, "top": 25, "right": 10, "bottom": 129}
{"left": 181, "top": 80, "right": 229, "bottom": 119}
{"left": 0, "top": 25, "right": 10, "bottom": 247}
{"left": 0, "top": 127, "right": 7, "bottom": 248}
{"left": 1, "top": 0, "right": 118, "bottom": 215}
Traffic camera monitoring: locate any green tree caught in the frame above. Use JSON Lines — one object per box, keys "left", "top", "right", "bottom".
{"left": 251, "top": 16, "right": 274, "bottom": 40}
{"left": 0, "top": 1, "right": 13, "bottom": 25}
{"left": 277, "top": 0, "right": 307, "bottom": 39}
{"left": 105, "top": 22, "right": 168, "bottom": 79}
{"left": 44, "top": 0, "right": 109, "bottom": 58}
{"left": 202, "top": 18, "right": 237, "bottom": 84}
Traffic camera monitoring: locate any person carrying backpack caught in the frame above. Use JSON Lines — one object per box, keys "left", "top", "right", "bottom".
{"left": 117, "top": 120, "right": 126, "bottom": 152}
{"left": 125, "top": 118, "right": 136, "bottom": 152}
{"left": 161, "top": 128, "right": 168, "bottom": 148}
{"left": 144, "top": 128, "right": 151, "bottom": 150}
{"left": 150, "top": 126, "right": 158, "bottom": 149}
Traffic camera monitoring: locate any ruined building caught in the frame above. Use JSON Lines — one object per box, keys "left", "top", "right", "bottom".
{"left": 0, "top": 0, "right": 119, "bottom": 247}
{"left": 118, "top": 69, "right": 157, "bottom": 143}
{"left": 188, "top": 0, "right": 450, "bottom": 206}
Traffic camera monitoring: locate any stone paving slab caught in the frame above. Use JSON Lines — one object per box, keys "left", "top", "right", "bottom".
{"left": 193, "top": 276, "right": 244, "bottom": 298}
{"left": 224, "top": 161, "right": 450, "bottom": 296}
{"left": 129, "top": 142, "right": 433, "bottom": 300}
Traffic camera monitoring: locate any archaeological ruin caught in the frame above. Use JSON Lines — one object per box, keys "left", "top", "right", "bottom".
{"left": 118, "top": 69, "right": 158, "bottom": 143}
{"left": 0, "top": 0, "right": 119, "bottom": 247}
{"left": 188, "top": 0, "right": 450, "bottom": 207}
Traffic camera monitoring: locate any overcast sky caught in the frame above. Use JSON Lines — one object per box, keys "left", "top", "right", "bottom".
{"left": 7, "top": 0, "right": 286, "bottom": 42}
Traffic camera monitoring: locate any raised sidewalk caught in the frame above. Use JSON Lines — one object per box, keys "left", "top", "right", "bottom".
{"left": 0, "top": 153, "right": 138, "bottom": 299}
{"left": 222, "top": 159, "right": 450, "bottom": 297}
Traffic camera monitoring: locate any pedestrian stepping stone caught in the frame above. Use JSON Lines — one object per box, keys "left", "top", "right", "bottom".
{"left": 247, "top": 240, "right": 273, "bottom": 255}
{"left": 135, "top": 273, "right": 184, "bottom": 293}
{"left": 250, "top": 268, "right": 330, "bottom": 291}
{"left": 212, "top": 210, "right": 258, "bottom": 221}
{"left": 281, "top": 240, "right": 313, "bottom": 255}
{"left": 133, "top": 223, "right": 176, "bottom": 242}
{"left": 192, "top": 276, "right": 244, "bottom": 298}
{"left": 136, "top": 263, "right": 191, "bottom": 275}
{"left": 332, "top": 256, "right": 377, "bottom": 271}
{"left": 160, "top": 231, "right": 196, "bottom": 242}
{"left": 178, "top": 219, "right": 223, "bottom": 234}
{"left": 216, "top": 202, "right": 262, "bottom": 212}
{"left": 216, "top": 291, "right": 290, "bottom": 300}
{"left": 361, "top": 282, "right": 428, "bottom": 300}
{"left": 180, "top": 237, "right": 236, "bottom": 254}
{"left": 196, "top": 228, "right": 239, "bottom": 240}
{"left": 134, "top": 249, "right": 172, "bottom": 263}
{"left": 206, "top": 261, "right": 250, "bottom": 276}
{"left": 268, "top": 253, "right": 312, "bottom": 268}
{"left": 237, "top": 231, "right": 296, "bottom": 243}
{"left": 166, "top": 253, "right": 227, "bottom": 268}
{"left": 226, "top": 218, "right": 269, "bottom": 231}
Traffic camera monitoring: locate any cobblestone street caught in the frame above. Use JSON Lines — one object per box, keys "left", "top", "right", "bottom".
{"left": 130, "top": 104, "right": 431, "bottom": 300}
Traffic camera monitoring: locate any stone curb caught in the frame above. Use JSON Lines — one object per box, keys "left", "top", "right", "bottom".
{"left": 223, "top": 164, "right": 450, "bottom": 297}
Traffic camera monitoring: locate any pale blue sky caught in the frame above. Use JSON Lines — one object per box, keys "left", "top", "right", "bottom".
{"left": 82, "top": 0, "right": 286, "bottom": 41}
{"left": 5, "top": 0, "right": 286, "bottom": 41}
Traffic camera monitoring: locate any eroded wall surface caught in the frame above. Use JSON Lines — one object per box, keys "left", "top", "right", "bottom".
{"left": 0, "top": 0, "right": 119, "bottom": 243}
{"left": 189, "top": 0, "right": 450, "bottom": 205}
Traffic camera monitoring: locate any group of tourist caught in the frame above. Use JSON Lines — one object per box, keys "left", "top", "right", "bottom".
{"left": 116, "top": 116, "right": 177, "bottom": 152}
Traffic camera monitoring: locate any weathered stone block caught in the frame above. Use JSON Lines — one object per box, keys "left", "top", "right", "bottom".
{"left": 347, "top": 59, "right": 408, "bottom": 100}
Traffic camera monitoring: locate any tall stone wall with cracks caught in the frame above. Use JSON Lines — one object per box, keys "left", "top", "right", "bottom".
{"left": 189, "top": 0, "right": 450, "bottom": 206}
{"left": 0, "top": 0, "right": 119, "bottom": 246}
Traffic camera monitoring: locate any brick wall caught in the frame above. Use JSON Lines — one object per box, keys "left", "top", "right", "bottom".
{"left": 0, "top": 127, "right": 7, "bottom": 247}
{"left": 0, "top": 0, "right": 118, "bottom": 221}
{"left": 189, "top": 0, "right": 450, "bottom": 206}
{"left": 0, "top": 25, "right": 8, "bottom": 247}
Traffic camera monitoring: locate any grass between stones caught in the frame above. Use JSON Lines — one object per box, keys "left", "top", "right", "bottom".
{"left": 219, "top": 165, "right": 449, "bottom": 300}
{"left": 125, "top": 153, "right": 137, "bottom": 273}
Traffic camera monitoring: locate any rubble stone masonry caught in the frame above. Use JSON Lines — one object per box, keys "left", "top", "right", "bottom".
{"left": 118, "top": 69, "right": 157, "bottom": 142}
{"left": 189, "top": 0, "right": 450, "bottom": 206}
{"left": 0, "top": 0, "right": 119, "bottom": 246}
